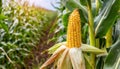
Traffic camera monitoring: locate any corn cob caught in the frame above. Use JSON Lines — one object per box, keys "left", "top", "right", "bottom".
{"left": 67, "top": 9, "right": 81, "bottom": 48}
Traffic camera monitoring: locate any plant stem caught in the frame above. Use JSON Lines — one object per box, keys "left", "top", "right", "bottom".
{"left": 87, "top": 2, "right": 95, "bottom": 46}
{"left": 106, "top": 28, "right": 112, "bottom": 48}
{"left": 96, "top": 38, "right": 100, "bottom": 48}
{"left": 87, "top": 0, "right": 96, "bottom": 69}
{"left": 96, "top": 0, "right": 100, "bottom": 14}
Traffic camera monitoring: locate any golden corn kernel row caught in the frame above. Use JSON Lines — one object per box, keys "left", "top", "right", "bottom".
{"left": 67, "top": 9, "right": 81, "bottom": 48}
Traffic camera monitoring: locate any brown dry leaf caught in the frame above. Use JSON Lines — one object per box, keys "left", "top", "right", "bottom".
{"left": 40, "top": 45, "right": 66, "bottom": 69}
{"left": 57, "top": 48, "right": 71, "bottom": 69}
{"left": 61, "top": 50, "right": 72, "bottom": 69}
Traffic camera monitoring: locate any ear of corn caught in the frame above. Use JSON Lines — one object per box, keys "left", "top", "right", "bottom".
{"left": 40, "top": 9, "right": 106, "bottom": 69}
{"left": 67, "top": 9, "right": 81, "bottom": 48}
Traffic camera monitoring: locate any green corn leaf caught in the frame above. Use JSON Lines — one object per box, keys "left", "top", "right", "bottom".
{"left": 62, "top": 12, "right": 70, "bottom": 30}
{"left": 95, "top": 0, "right": 120, "bottom": 38}
{"left": 0, "top": 22, "right": 9, "bottom": 33}
{"left": 63, "top": 0, "right": 79, "bottom": 11}
{"left": 0, "top": 47, "right": 13, "bottom": 63}
{"left": 0, "top": 14, "right": 8, "bottom": 33}
{"left": 79, "top": 0, "right": 87, "bottom": 6}
{"left": 0, "top": 14, "right": 7, "bottom": 20}
{"left": 63, "top": 0, "right": 87, "bottom": 23}
{"left": 84, "top": 53, "right": 93, "bottom": 69}
{"left": 103, "top": 36, "right": 120, "bottom": 69}
{"left": 81, "top": 44, "right": 106, "bottom": 54}
{"left": 62, "top": 10, "right": 87, "bottom": 27}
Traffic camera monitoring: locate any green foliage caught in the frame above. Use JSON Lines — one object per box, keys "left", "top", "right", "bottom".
{"left": 56, "top": 0, "right": 120, "bottom": 69}
{"left": 0, "top": 1, "right": 55, "bottom": 69}
{"left": 95, "top": 0, "right": 120, "bottom": 38}
{"left": 103, "top": 36, "right": 120, "bottom": 69}
{"left": 0, "top": 14, "right": 7, "bottom": 20}
{"left": 62, "top": 12, "right": 70, "bottom": 30}
{"left": 0, "top": 14, "right": 8, "bottom": 33}
{"left": 0, "top": 0, "right": 1, "bottom": 6}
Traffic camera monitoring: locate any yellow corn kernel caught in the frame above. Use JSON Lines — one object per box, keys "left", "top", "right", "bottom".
{"left": 67, "top": 9, "right": 81, "bottom": 48}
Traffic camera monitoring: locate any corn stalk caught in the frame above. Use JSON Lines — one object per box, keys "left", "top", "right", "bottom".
{"left": 87, "top": 0, "right": 96, "bottom": 69}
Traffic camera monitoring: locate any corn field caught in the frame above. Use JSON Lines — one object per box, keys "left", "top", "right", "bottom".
{"left": 0, "top": 0, "right": 120, "bottom": 69}
{"left": 0, "top": 0, "right": 57, "bottom": 69}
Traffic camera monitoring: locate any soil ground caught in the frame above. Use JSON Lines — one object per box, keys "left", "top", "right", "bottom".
{"left": 25, "top": 18, "right": 57, "bottom": 69}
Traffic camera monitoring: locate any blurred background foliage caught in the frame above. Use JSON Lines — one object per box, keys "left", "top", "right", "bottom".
{"left": 0, "top": 0, "right": 57, "bottom": 69}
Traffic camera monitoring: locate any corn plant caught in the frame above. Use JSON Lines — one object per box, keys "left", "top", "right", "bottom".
{"left": 40, "top": 9, "right": 106, "bottom": 69}
{"left": 40, "top": 0, "right": 120, "bottom": 69}
{"left": 0, "top": 1, "right": 56, "bottom": 69}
